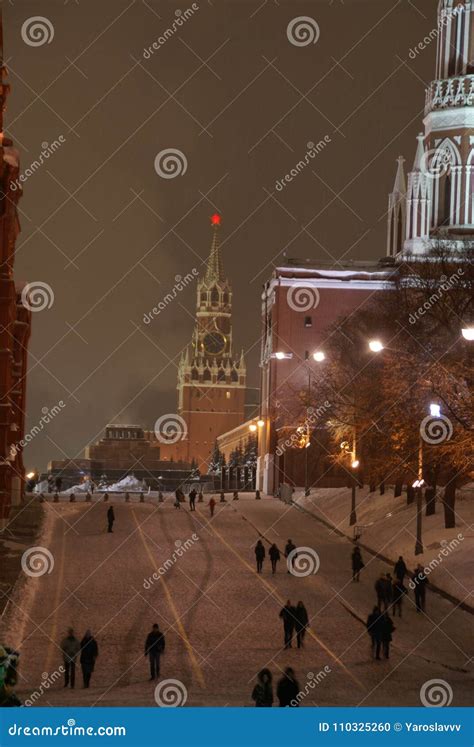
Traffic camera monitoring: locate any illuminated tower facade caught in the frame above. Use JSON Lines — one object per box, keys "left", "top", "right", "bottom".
{"left": 387, "top": 0, "right": 474, "bottom": 257}
{"left": 177, "top": 215, "right": 246, "bottom": 469}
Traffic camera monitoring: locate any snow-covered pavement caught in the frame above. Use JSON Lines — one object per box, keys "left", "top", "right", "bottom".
{"left": 2, "top": 495, "right": 472, "bottom": 707}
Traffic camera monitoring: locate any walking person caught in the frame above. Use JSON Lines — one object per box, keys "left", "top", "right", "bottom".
{"left": 276, "top": 668, "right": 300, "bottom": 707}
{"left": 251, "top": 668, "right": 273, "bottom": 707}
{"left": 269, "top": 543, "right": 280, "bottom": 574}
{"left": 366, "top": 606, "right": 381, "bottom": 659}
{"left": 255, "top": 539, "right": 265, "bottom": 573}
{"left": 209, "top": 497, "right": 216, "bottom": 517}
{"left": 144, "top": 624, "right": 165, "bottom": 681}
{"left": 189, "top": 488, "right": 197, "bottom": 512}
{"left": 79, "top": 630, "right": 98, "bottom": 689}
{"left": 412, "top": 564, "right": 428, "bottom": 613}
{"left": 60, "top": 629, "right": 80, "bottom": 689}
{"left": 284, "top": 539, "right": 297, "bottom": 573}
{"left": 174, "top": 489, "right": 182, "bottom": 509}
{"left": 379, "top": 611, "right": 395, "bottom": 659}
{"left": 391, "top": 578, "right": 405, "bottom": 618}
{"left": 295, "top": 601, "right": 309, "bottom": 649}
{"left": 375, "top": 573, "right": 389, "bottom": 610}
{"left": 107, "top": 505, "right": 115, "bottom": 533}
{"left": 393, "top": 555, "right": 408, "bottom": 584}
{"left": 279, "top": 600, "right": 296, "bottom": 649}
{"left": 351, "top": 546, "right": 364, "bottom": 582}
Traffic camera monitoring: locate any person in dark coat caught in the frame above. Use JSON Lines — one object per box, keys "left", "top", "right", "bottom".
{"left": 251, "top": 668, "right": 273, "bottom": 707}
{"left": 79, "top": 630, "right": 98, "bottom": 688}
{"left": 366, "top": 606, "right": 381, "bottom": 659}
{"left": 209, "top": 497, "right": 216, "bottom": 517}
{"left": 279, "top": 600, "right": 296, "bottom": 649}
{"left": 269, "top": 543, "right": 281, "bottom": 574}
{"left": 393, "top": 556, "right": 408, "bottom": 583}
{"left": 379, "top": 612, "right": 395, "bottom": 659}
{"left": 276, "top": 667, "right": 300, "bottom": 707}
{"left": 144, "top": 624, "right": 165, "bottom": 680}
{"left": 294, "top": 601, "right": 309, "bottom": 648}
{"left": 351, "top": 546, "right": 364, "bottom": 582}
{"left": 255, "top": 540, "right": 265, "bottom": 573}
{"left": 107, "top": 505, "right": 115, "bottom": 533}
{"left": 391, "top": 579, "right": 405, "bottom": 618}
{"left": 174, "top": 489, "right": 182, "bottom": 509}
{"left": 284, "top": 539, "right": 297, "bottom": 572}
{"left": 375, "top": 573, "right": 388, "bottom": 610}
{"left": 60, "top": 629, "right": 80, "bottom": 688}
{"left": 189, "top": 488, "right": 197, "bottom": 512}
{"left": 412, "top": 564, "right": 428, "bottom": 613}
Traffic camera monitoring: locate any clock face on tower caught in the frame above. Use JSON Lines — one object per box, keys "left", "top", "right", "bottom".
{"left": 203, "top": 331, "right": 226, "bottom": 356}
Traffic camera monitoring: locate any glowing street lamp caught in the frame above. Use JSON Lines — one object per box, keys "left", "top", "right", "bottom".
{"left": 249, "top": 423, "right": 257, "bottom": 432}
{"left": 351, "top": 459, "right": 360, "bottom": 469}
{"left": 461, "top": 327, "right": 474, "bottom": 341}
{"left": 312, "top": 351, "right": 326, "bottom": 362}
{"left": 26, "top": 471, "right": 35, "bottom": 480}
{"left": 368, "top": 339, "right": 384, "bottom": 353}
{"left": 257, "top": 419, "right": 265, "bottom": 428}
{"left": 273, "top": 351, "right": 293, "bottom": 360}
{"left": 429, "top": 403, "right": 441, "bottom": 417}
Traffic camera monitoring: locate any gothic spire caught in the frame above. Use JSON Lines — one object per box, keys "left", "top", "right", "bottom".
{"left": 205, "top": 214, "right": 225, "bottom": 284}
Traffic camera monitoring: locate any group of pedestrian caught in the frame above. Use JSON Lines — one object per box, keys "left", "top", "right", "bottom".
{"left": 251, "top": 667, "right": 300, "bottom": 707}
{"left": 366, "top": 607, "right": 395, "bottom": 659}
{"left": 60, "top": 629, "right": 99, "bottom": 689}
{"left": 253, "top": 539, "right": 298, "bottom": 575}
{"left": 279, "top": 600, "right": 309, "bottom": 649}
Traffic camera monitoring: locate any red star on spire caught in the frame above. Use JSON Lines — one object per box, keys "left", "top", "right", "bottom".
{"left": 210, "top": 213, "right": 221, "bottom": 226}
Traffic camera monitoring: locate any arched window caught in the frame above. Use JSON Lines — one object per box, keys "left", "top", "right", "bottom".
{"left": 217, "top": 369, "right": 226, "bottom": 382}
{"left": 211, "top": 287, "right": 219, "bottom": 305}
{"left": 203, "top": 368, "right": 211, "bottom": 382}
{"left": 440, "top": 173, "right": 452, "bottom": 226}
{"left": 230, "top": 369, "right": 238, "bottom": 382}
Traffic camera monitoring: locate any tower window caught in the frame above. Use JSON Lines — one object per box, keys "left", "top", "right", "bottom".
{"left": 226, "top": 391, "right": 231, "bottom": 399}
{"left": 304, "top": 316, "right": 312, "bottom": 327}
{"left": 211, "top": 287, "right": 219, "bottom": 305}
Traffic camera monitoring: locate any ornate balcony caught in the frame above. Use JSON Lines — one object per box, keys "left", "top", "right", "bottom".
{"left": 425, "top": 74, "right": 474, "bottom": 115}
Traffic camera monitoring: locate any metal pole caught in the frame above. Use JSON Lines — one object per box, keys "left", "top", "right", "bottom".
{"left": 304, "top": 368, "right": 310, "bottom": 497}
{"left": 350, "top": 477, "right": 357, "bottom": 526}
{"left": 415, "top": 436, "right": 423, "bottom": 555}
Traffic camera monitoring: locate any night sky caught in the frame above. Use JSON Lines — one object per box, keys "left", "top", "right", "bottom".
{"left": 4, "top": 0, "right": 437, "bottom": 471}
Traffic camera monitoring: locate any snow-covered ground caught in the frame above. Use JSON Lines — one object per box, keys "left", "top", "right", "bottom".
{"left": 1, "top": 496, "right": 471, "bottom": 707}
{"left": 294, "top": 486, "right": 473, "bottom": 605}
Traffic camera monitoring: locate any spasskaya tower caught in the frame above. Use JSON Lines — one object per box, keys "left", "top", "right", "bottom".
{"left": 177, "top": 215, "right": 246, "bottom": 469}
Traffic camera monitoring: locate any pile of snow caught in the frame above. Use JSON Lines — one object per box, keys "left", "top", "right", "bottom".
{"left": 294, "top": 486, "right": 473, "bottom": 603}
{"left": 63, "top": 481, "right": 93, "bottom": 494}
{"left": 97, "top": 475, "right": 146, "bottom": 493}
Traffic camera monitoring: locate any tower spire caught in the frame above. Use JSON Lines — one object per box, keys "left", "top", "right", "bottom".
{"left": 386, "top": 157, "right": 406, "bottom": 257}
{"left": 205, "top": 213, "right": 225, "bottom": 283}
